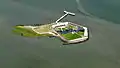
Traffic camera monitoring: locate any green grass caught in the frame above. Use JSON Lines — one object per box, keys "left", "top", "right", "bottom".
{"left": 12, "top": 26, "right": 43, "bottom": 37}
{"left": 54, "top": 24, "right": 84, "bottom": 40}
{"left": 68, "top": 25, "right": 77, "bottom": 29}
{"left": 61, "top": 31, "right": 84, "bottom": 40}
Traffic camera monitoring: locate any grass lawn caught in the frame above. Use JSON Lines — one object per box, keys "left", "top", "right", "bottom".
{"left": 13, "top": 26, "right": 42, "bottom": 37}
{"left": 61, "top": 31, "right": 84, "bottom": 40}
{"left": 55, "top": 24, "right": 84, "bottom": 40}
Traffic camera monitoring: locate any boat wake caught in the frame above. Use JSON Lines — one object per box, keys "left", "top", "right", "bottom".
{"left": 75, "top": 0, "right": 93, "bottom": 17}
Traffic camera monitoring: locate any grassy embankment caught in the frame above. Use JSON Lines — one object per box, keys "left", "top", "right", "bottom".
{"left": 12, "top": 26, "right": 51, "bottom": 37}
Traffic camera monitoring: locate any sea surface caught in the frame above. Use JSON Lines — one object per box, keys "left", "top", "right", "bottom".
{"left": 0, "top": 0, "right": 120, "bottom": 68}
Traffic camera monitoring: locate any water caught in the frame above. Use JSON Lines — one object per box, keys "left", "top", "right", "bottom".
{"left": 80, "top": 0, "right": 120, "bottom": 24}
{"left": 0, "top": 0, "right": 120, "bottom": 68}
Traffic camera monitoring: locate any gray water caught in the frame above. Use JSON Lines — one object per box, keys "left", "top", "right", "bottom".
{"left": 80, "top": 0, "right": 120, "bottom": 24}
{"left": 0, "top": 0, "right": 120, "bottom": 68}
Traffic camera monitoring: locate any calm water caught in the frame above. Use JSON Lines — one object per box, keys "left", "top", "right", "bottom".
{"left": 0, "top": 0, "right": 120, "bottom": 68}
{"left": 80, "top": 0, "right": 120, "bottom": 24}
